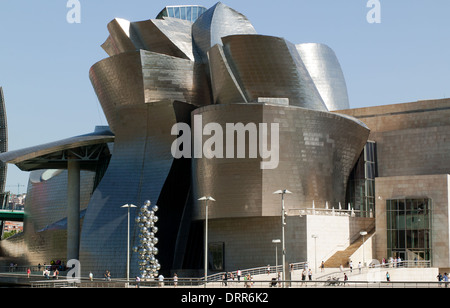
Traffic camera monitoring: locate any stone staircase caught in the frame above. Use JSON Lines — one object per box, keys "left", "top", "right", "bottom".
{"left": 324, "top": 228, "right": 375, "bottom": 268}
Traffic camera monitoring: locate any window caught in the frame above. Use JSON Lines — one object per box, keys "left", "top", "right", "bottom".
{"left": 386, "top": 198, "right": 432, "bottom": 262}
{"left": 186, "top": 7, "right": 192, "bottom": 21}
{"left": 174, "top": 7, "right": 180, "bottom": 19}
{"left": 346, "top": 141, "right": 377, "bottom": 216}
{"left": 209, "top": 242, "right": 225, "bottom": 271}
{"left": 167, "top": 7, "right": 174, "bottom": 18}
{"left": 193, "top": 6, "right": 198, "bottom": 20}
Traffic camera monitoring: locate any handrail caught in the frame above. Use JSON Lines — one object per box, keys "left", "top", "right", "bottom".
{"left": 288, "top": 207, "right": 374, "bottom": 218}
{"left": 206, "top": 261, "right": 308, "bottom": 281}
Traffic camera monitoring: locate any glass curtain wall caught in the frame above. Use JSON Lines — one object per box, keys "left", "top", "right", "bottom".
{"left": 386, "top": 198, "right": 432, "bottom": 262}
{"left": 156, "top": 5, "right": 207, "bottom": 22}
{"left": 346, "top": 141, "right": 377, "bottom": 217}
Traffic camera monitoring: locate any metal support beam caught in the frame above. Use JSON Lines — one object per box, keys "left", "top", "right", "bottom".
{"left": 67, "top": 159, "right": 81, "bottom": 261}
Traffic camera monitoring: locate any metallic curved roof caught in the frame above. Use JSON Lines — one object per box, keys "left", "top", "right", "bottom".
{"left": 296, "top": 43, "right": 350, "bottom": 111}
{"left": 101, "top": 17, "right": 194, "bottom": 60}
{"left": 218, "top": 35, "right": 328, "bottom": 110}
{"left": 192, "top": 2, "right": 257, "bottom": 63}
{"left": 0, "top": 127, "right": 114, "bottom": 171}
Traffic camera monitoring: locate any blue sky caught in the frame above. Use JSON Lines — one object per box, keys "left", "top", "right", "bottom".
{"left": 0, "top": 0, "right": 449, "bottom": 192}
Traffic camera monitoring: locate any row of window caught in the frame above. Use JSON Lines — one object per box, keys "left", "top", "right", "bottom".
{"left": 157, "top": 6, "right": 207, "bottom": 23}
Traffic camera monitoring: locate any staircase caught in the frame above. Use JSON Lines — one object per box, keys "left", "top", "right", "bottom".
{"left": 324, "top": 228, "right": 375, "bottom": 268}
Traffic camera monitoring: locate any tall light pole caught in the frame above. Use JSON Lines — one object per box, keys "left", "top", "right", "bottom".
{"left": 121, "top": 203, "right": 136, "bottom": 285}
{"left": 360, "top": 231, "right": 367, "bottom": 267}
{"left": 273, "top": 189, "right": 292, "bottom": 287}
{"left": 198, "top": 196, "right": 215, "bottom": 286}
{"left": 311, "top": 234, "right": 318, "bottom": 273}
{"left": 272, "top": 239, "right": 281, "bottom": 273}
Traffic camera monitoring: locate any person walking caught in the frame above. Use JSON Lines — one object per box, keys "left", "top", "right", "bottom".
{"left": 386, "top": 272, "right": 390, "bottom": 282}
{"left": 222, "top": 273, "right": 228, "bottom": 286}
{"left": 173, "top": 273, "right": 178, "bottom": 287}
{"left": 301, "top": 269, "right": 306, "bottom": 286}
{"left": 135, "top": 276, "right": 141, "bottom": 288}
{"left": 437, "top": 273, "right": 443, "bottom": 287}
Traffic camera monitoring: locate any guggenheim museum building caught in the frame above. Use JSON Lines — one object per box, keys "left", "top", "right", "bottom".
{"left": 1, "top": 3, "right": 450, "bottom": 278}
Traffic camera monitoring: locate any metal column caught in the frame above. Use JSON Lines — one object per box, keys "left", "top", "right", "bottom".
{"left": 67, "top": 159, "right": 81, "bottom": 261}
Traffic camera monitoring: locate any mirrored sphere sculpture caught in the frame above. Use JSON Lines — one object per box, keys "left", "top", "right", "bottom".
{"left": 134, "top": 200, "right": 160, "bottom": 279}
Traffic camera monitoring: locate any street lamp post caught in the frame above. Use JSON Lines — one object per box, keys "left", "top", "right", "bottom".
{"left": 311, "top": 234, "right": 318, "bottom": 273}
{"left": 198, "top": 196, "right": 215, "bottom": 286}
{"left": 360, "top": 231, "right": 367, "bottom": 267}
{"left": 273, "top": 189, "right": 292, "bottom": 287}
{"left": 121, "top": 203, "right": 137, "bottom": 285}
{"left": 272, "top": 239, "right": 281, "bottom": 273}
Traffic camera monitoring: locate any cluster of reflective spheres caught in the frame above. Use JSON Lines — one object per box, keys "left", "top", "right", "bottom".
{"left": 132, "top": 200, "right": 160, "bottom": 279}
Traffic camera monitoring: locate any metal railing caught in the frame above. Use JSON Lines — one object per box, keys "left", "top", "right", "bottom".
{"left": 29, "top": 279, "right": 446, "bottom": 288}
{"left": 1, "top": 259, "right": 435, "bottom": 288}
{"left": 207, "top": 261, "right": 308, "bottom": 282}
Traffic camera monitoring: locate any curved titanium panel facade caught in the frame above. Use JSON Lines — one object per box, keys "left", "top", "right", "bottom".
{"left": 0, "top": 169, "right": 95, "bottom": 264}
{"left": 296, "top": 43, "right": 350, "bottom": 111}
{"left": 83, "top": 48, "right": 199, "bottom": 277}
{"left": 192, "top": 2, "right": 257, "bottom": 63}
{"left": 89, "top": 50, "right": 210, "bottom": 133}
{"left": 0, "top": 3, "right": 360, "bottom": 275}
{"left": 78, "top": 100, "right": 194, "bottom": 278}
{"left": 0, "top": 88, "right": 7, "bottom": 193}
{"left": 208, "top": 44, "right": 248, "bottom": 104}
{"left": 220, "top": 35, "right": 328, "bottom": 111}
{"left": 102, "top": 17, "right": 195, "bottom": 61}
{"left": 132, "top": 18, "right": 195, "bottom": 60}
{"left": 192, "top": 103, "right": 369, "bottom": 220}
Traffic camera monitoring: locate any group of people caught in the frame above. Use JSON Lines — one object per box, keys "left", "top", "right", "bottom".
{"left": 42, "top": 267, "right": 59, "bottom": 279}
{"left": 221, "top": 270, "right": 254, "bottom": 287}
{"left": 380, "top": 257, "right": 404, "bottom": 267}
{"left": 437, "top": 273, "right": 449, "bottom": 287}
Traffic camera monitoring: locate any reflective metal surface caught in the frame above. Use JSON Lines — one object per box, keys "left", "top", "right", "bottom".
{"left": 89, "top": 50, "right": 209, "bottom": 133}
{"left": 0, "top": 168, "right": 95, "bottom": 264}
{"left": 214, "top": 35, "right": 328, "bottom": 110}
{"left": 0, "top": 126, "right": 114, "bottom": 171}
{"left": 0, "top": 2, "right": 365, "bottom": 275}
{"left": 192, "top": 2, "right": 257, "bottom": 63}
{"left": 0, "top": 88, "right": 7, "bottom": 194}
{"left": 296, "top": 43, "right": 350, "bottom": 111}
{"left": 192, "top": 103, "right": 370, "bottom": 220}
{"left": 102, "top": 17, "right": 195, "bottom": 61}
{"left": 83, "top": 46, "right": 199, "bottom": 277}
